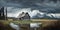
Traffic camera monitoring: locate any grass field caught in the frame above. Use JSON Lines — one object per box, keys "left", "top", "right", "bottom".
{"left": 0, "top": 19, "right": 58, "bottom": 26}
{"left": 0, "top": 19, "right": 59, "bottom": 30}
{"left": 0, "top": 19, "right": 58, "bottom": 24}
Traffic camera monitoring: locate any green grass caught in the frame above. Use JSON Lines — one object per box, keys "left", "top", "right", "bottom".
{"left": 0, "top": 20, "right": 41, "bottom": 24}
{"left": 0, "top": 19, "right": 57, "bottom": 24}
{"left": 0, "top": 19, "right": 58, "bottom": 26}
{"left": 0, "top": 19, "right": 59, "bottom": 30}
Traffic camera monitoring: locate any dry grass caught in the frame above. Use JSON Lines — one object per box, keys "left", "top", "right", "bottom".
{"left": 0, "top": 19, "right": 59, "bottom": 26}
{"left": 0, "top": 19, "right": 60, "bottom": 30}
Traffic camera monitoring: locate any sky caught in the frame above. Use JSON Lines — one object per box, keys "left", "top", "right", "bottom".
{"left": 0, "top": 0, "right": 60, "bottom": 18}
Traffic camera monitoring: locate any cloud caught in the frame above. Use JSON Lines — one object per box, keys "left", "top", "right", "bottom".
{"left": 0, "top": 0, "right": 60, "bottom": 19}
{"left": 6, "top": 7, "right": 60, "bottom": 19}
{"left": 0, "top": 0, "right": 60, "bottom": 8}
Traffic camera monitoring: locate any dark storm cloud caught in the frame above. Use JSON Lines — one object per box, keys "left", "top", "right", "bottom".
{"left": 0, "top": 0, "right": 60, "bottom": 7}
{"left": 0, "top": 0, "right": 60, "bottom": 18}
{"left": 2, "top": 0, "right": 60, "bottom": 12}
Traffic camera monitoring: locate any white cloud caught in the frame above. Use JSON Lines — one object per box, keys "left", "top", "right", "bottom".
{"left": 6, "top": 7, "right": 60, "bottom": 18}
